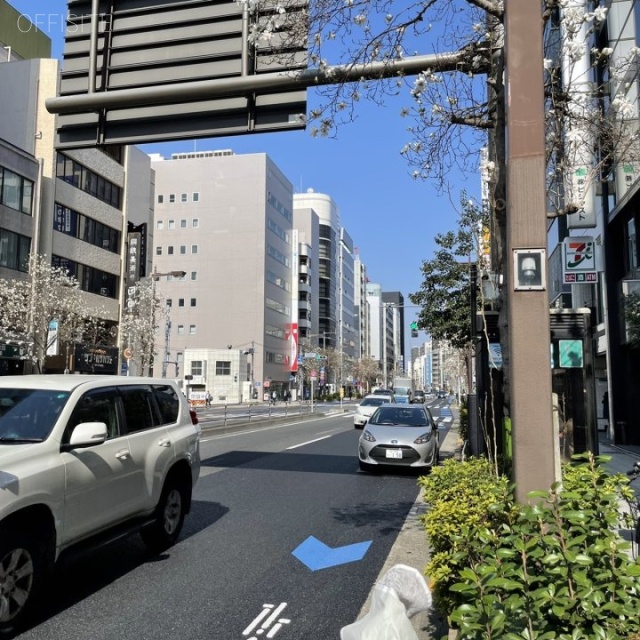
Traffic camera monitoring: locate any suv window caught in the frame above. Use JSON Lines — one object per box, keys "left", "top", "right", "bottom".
{"left": 119, "top": 386, "right": 159, "bottom": 433}
{"left": 0, "top": 389, "right": 69, "bottom": 442}
{"left": 64, "top": 389, "right": 120, "bottom": 441}
{"left": 152, "top": 384, "right": 180, "bottom": 424}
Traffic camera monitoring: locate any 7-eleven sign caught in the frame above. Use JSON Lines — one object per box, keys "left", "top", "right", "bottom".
{"left": 562, "top": 237, "right": 598, "bottom": 284}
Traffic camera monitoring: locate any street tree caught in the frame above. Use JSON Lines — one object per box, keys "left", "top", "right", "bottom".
{"left": 351, "top": 356, "right": 382, "bottom": 394}
{"left": 409, "top": 193, "right": 486, "bottom": 351}
{"left": 0, "top": 254, "right": 108, "bottom": 372}
{"left": 119, "top": 278, "right": 165, "bottom": 376}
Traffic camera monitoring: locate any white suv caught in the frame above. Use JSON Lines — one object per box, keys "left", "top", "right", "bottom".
{"left": 0, "top": 375, "right": 201, "bottom": 635}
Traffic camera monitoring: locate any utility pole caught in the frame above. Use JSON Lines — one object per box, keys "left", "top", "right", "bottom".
{"left": 504, "top": 0, "right": 557, "bottom": 500}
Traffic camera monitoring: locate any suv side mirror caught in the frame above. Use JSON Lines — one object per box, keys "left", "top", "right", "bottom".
{"left": 62, "top": 422, "right": 108, "bottom": 450}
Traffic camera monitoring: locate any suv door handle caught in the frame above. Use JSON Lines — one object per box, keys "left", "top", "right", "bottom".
{"left": 158, "top": 439, "right": 172, "bottom": 448}
{"left": 115, "top": 449, "right": 130, "bottom": 461}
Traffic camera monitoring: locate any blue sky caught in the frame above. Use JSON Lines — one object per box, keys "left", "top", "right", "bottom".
{"left": 9, "top": 0, "right": 479, "bottom": 328}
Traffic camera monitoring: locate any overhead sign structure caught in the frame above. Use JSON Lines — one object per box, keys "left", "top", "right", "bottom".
{"left": 52, "top": 0, "right": 309, "bottom": 148}
{"left": 562, "top": 237, "right": 598, "bottom": 284}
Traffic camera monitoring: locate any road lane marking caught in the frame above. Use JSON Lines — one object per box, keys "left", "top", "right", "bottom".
{"left": 200, "top": 414, "right": 351, "bottom": 443}
{"left": 286, "top": 435, "right": 332, "bottom": 450}
{"left": 243, "top": 603, "right": 290, "bottom": 639}
{"left": 292, "top": 536, "right": 372, "bottom": 570}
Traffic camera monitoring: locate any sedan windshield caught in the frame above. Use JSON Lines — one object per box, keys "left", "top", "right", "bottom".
{"left": 0, "top": 389, "right": 70, "bottom": 442}
{"left": 360, "top": 398, "right": 386, "bottom": 407}
{"left": 369, "top": 407, "right": 429, "bottom": 427}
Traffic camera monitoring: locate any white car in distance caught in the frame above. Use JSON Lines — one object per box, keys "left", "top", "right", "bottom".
{"left": 354, "top": 394, "right": 393, "bottom": 428}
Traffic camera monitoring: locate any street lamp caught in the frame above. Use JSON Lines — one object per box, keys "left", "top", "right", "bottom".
{"left": 152, "top": 269, "right": 186, "bottom": 378}
{"left": 242, "top": 341, "right": 256, "bottom": 400}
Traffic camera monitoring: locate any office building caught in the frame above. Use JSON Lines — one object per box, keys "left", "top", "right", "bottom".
{"left": 150, "top": 150, "right": 296, "bottom": 397}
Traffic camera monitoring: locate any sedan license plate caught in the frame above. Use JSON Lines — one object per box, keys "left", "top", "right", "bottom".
{"left": 386, "top": 449, "right": 403, "bottom": 459}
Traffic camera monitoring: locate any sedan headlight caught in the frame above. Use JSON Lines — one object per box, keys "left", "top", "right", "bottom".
{"left": 414, "top": 431, "right": 432, "bottom": 445}
{"left": 362, "top": 430, "right": 376, "bottom": 442}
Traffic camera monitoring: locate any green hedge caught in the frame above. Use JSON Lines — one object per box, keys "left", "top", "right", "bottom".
{"left": 418, "top": 454, "right": 640, "bottom": 639}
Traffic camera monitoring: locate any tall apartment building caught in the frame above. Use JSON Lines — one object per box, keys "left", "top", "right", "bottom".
{"left": 382, "top": 291, "right": 406, "bottom": 376}
{"left": 353, "top": 252, "right": 369, "bottom": 359}
{"left": 150, "top": 151, "right": 297, "bottom": 396}
{"left": 293, "top": 190, "right": 339, "bottom": 349}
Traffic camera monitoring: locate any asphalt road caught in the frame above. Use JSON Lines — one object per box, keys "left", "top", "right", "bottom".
{"left": 15, "top": 405, "right": 452, "bottom": 640}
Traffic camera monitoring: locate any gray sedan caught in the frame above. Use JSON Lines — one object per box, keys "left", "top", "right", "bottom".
{"left": 358, "top": 404, "right": 439, "bottom": 472}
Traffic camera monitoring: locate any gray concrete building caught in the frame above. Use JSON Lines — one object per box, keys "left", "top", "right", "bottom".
{"left": 150, "top": 150, "right": 297, "bottom": 398}
{"left": 0, "top": 5, "right": 154, "bottom": 374}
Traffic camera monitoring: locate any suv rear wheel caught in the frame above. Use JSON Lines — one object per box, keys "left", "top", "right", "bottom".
{"left": 141, "top": 478, "right": 188, "bottom": 553}
{"left": 0, "top": 529, "right": 47, "bottom": 636}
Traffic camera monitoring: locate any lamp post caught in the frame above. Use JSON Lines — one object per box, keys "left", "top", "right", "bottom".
{"left": 243, "top": 341, "right": 256, "bottom": 400}
{"left": 152, "top": 269, "right": 186, "bottom": 378}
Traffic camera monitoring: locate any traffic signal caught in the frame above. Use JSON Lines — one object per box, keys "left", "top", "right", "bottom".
{"left": 410, "top": 321, "right": 419, "bottom": 338}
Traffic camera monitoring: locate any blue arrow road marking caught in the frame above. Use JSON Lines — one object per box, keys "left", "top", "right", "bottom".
{"left": 292, "top": 536, "right": 372, "bottom": 571}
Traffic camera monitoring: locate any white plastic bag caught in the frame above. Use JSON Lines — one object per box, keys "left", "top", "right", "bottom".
{"left": 340, "top": 564, "right": 433, "bottom": 640}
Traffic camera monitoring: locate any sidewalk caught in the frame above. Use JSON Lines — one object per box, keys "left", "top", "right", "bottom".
{"left": 353, "top": 416, "right": 640, "bottom": 640}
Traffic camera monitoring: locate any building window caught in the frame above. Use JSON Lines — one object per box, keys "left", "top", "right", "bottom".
{"left": 181, "top": 193, "right": 188, "bottom": 202}
{"left": 158, "top": 195, "right": 164, "bottom": 204}
{"left": 156, "top": 246, "right": 162, "bottom": 255}
{"left": 0, "top": 229, "right": 30, "bottom": 272}
{"left": 215, "top": 361, "right": 231, "bottom": 375}
{"left": 166, "top": 299, "right": 172, "bottom": 307}
{"left": 191, "top": 271, "right": 197, "bottom": 280}
{"left": 180, "top": 245, "right": 186, "bottom": 255}
{"left": 55, "top": 152, "right": 121, "bottom": 208}
{"left": 180, "top": 219, "right": 187, "bottom": 228}
{"left": 178, "top": 298, "right": 185, "bottom": 307}
{"left": 192, "top": 218, "right": 199, "bottom": 228}
{"left": 191, "top": 361, "right": 203, "bottom": 376}
{"left": 169, "top": 194, "right": 175, "bottom": 203}
{"left": 156, "top": 220, "right": 164, "bottom": 230}
{"left": 168, "top": 246, "right": 174, "bottom": 255}
{"left": 191, "top": 245, "right": 198, "bottom": 254}
{"left": 192, "top": 193, "right": 200, "bottom": 202}
{"left": 177, "top": 325, "right": 185, "bottom": 335}
{"left": 190, "top": 298, "right": 196, "bottom": 307}
{"left": 53, "top": 204, "right": 120, "bottom": 253}
{"left": 189, "top": 325, "right": 196, "bottom": 335}
{"left": 168, "top": 220, "right": 175, "bottom": 230}
{"left": 51, "top": 255, "right": 118, "bottom": 298}
{"left": 0, "top": 167, "right": 34, "bottom": 215}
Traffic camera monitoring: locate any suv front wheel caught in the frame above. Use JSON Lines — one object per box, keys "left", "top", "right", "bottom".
{"left": 141, "top": 478, "right": 188, "bottom": 553}
{"left": 0, "top": 529, "right": 48, "bottom": 636}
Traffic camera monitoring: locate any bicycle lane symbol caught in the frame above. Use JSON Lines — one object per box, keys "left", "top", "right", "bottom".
{"left": 242, "top": 602, "right": 290, "bottom": 639}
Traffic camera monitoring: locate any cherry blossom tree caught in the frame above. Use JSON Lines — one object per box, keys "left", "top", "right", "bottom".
{"left": 0, "top": 254, "right": 108, "bottom": 372}
{"left": 119, "top": 278, "right": 165, "bottom": 377}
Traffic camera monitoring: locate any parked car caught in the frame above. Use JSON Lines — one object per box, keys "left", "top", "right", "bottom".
{"left": 354, "top": 394, "right": 393, "bottom": 428}
{"left": 411, "top": 390, "right": 426, "bottom": 404}
{"left": 358, "top": 403, "right": 439, "bottom": 472}
{"left": 0, "top": 375, "right": 201, "bottom": 634}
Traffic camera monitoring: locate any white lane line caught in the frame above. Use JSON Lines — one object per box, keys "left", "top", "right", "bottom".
{"left": 200, "top": 413, "right": 351, "bottom": 443}
{"left": 286, "top": 435, "right": 332, "bottom": 450}
{"left": 261, "top": 603, "right": 288, "bottom": 631}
